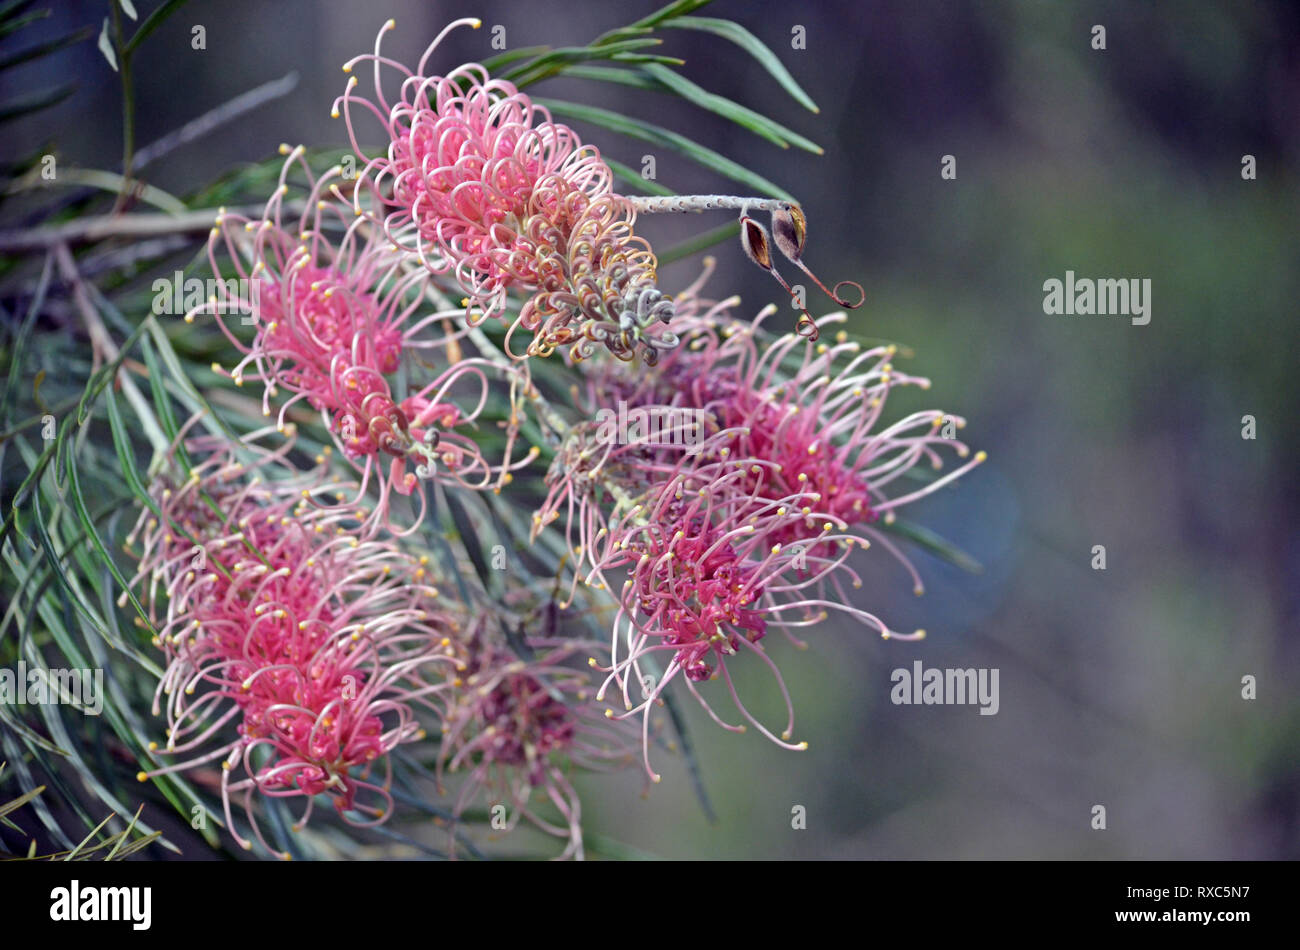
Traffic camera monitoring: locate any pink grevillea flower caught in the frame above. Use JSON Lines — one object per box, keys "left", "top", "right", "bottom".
{"left": 125, "top": 422, "right": 459, "bottom": 857}
{"left": 436, "top": 624, "right": 636, "bottom": 859}
{"left": 588, "top": 439, "right": 892, "bottom": 780}
{"left": 197, "top": 146, "right": 535, "bottom": 517}
{"left": 333, "top": 18, "right": 678, "bottom": 364}
{"left": 531, "top": 411, "right": 716, "bottom": 609}
{"left": 579, "top": 270, "right": 986, "bottom": 594}
{"left": 535, "top": 278, "right": 984, "bottom": 777}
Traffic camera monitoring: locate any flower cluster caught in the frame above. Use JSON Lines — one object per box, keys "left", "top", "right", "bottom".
{"left": 126, "top": 423, "right": 458, "bottom": 855}
{"left": 538, "top": 270, "right": 985, "bottom": 777}
{"left": 335, "top": 18, "right": 678, "bottom": 364}
{"left": 196, "top": 147, "right": 535, "bottom": 519}
{"left": 435, "top": 624, "right": 637, "bottom": 859}
{"left": 122, "top": 17, "right": 982, "bottom": 859}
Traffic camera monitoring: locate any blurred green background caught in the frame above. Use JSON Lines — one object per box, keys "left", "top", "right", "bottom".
{"left": 3, "top": 0, "right": 1297, "bottom": 858}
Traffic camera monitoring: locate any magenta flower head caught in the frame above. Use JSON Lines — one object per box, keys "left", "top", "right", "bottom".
{"left": 588, "top": 272, "right": 987, "bottom": 594}
{"left": 125, "top": 417, "right": 459, "bottom": 857}
{"left": 333, "top": 19, "right": 678, "bottom": 364}
{"left": 589, "top": 442, "right": 885, "bottom": 780}
{"left": 196, "top": 146, "right": 535, "bottom": 516}
{"left": 537, "top": 276, "right": 984, "bottom": 778}
{"left": 436, "top": 624, "right": 636, "bottom": 859}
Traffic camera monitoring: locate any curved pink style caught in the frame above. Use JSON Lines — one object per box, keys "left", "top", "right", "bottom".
{"left": 333, "top": 19, "right": 677, "bottom": 364}
{"left": 126, "top": 422, "right": 458, "bottom": 857}
{"left": 196, "top": 147, "right": 534, "bottom": 528}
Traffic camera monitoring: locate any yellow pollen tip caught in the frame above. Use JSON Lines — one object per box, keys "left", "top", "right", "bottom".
{"left": 136, "top": 771, "right": 148, "bottom": 782}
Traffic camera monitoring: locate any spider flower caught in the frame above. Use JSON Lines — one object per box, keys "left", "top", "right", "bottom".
{"left": 589, "top": 440, "right": 892, "bottom": 780}
{"left": 197, "top": 146, "right": 534, "bottom": 514}
{"left": 334, "top": 18, "right": 677, "bottom": 363}
{"left": 436, "top": 625, "right": 636, "bottom": 859}
{"left": 125, "top": 423, "right": 459, "bottom": 857}
{"left": 579, "top": 274, "right": 986, "bottom": 595}
{"left": 541, "top": 280, "right": 984, "bottom": 776}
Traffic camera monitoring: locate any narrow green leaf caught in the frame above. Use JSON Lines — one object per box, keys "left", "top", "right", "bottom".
{"left": 656, "top": 219, "right": 739, "bottom": 265}
{"left": 0, "top": 1, "right": 41, "bottom": 25}
{"left": 0, "top": 784, "right": 45, "bottom": 820}
{"left": 593, "top": 0, "right": 711, "bottom": 43}
{"left": 105, "top": 386, "right": 161, "bottom": 520}
{"left": 0, "top": 27, "right": 93, "bottom": 72}
{"left": 65, "top": 811, "right": 115, "bottom": 860}
{"left": 139, "top": 334, "right": 186, "bottom": 470}
{"left": 537, "top": 97, "right": 793, "bottom": 201}
{"left": 504, "top": 38, "right": 665, "bottom": 87}
{"left": 583, "top": 831, "right": 661, "bottom": 860}
{"left": 123, "top": 0, "right": 189, "bottom": 54}
{"left": 604, "top": 156, "right": 674, "bottom": 197}
{"left": 665, "top": 16, "right": 819, "bottom": 112}
{"left": 879, "top": 517, "right": 984, "bottom": 574}
{"left": 660, "top": 688, "right": 716, "bottom": 823}
{"left": 0, "top": 253, "right": 53, "bottom": 451}
{"left": 64, "top": 421, "right": 150, "bottom": 633}
{"left": 643, "top": 64, "right": 821, "bottom": 153}
{"left": 478, "top": 44, "right": 549, "bottom": 75}
{"left": 0, "top": 6, "right": 48, "bottom": 40}
{"left": 0, "top": 83, "right": 74, "bottom": 122}
{"left": 561, "top": 63, "right": 659, "bottom": 91}
{"left": 563, "top": 63, "right": 819, "bottom": 153}
{"left": 105, "top": 804, "right": 143, "bottom": 860}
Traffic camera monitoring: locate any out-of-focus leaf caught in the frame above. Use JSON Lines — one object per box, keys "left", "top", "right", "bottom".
{"left": 604, "top": 155, "right": 674, "bottom": 196}
{"left": 0, "top": 83, "right": 73, "bottom": 122}
{"left": 0, "top": 27, "right": 92, "bottom": 72}
{"left": 664, "top": 15, "right": 820, "bottom": 112}
{"left": 643, "top": 63, "right": 821, "bottom": 153}
{"left": 657, "top": 219, "right": 739, "bottom": 265}
{"left": 123, "top": 0, "right": 189, "bottom": 54}
{"left": 537, "top": 97, "right": 794, "bottom": 201}
{"left": 879, "top": 517, "right": 984, "bottom": 574}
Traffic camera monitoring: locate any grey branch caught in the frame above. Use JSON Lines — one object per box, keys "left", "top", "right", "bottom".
{"left": 0, "top": 203, "right": 299, "bottom": 253}
{"left": 627, "top": 194, "right": 792, "bottom": 215}
{"left": 133, "top": 72, "right": 300, "bottom": 173}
